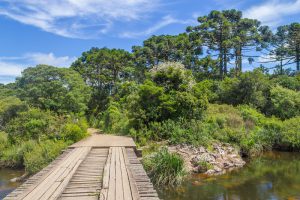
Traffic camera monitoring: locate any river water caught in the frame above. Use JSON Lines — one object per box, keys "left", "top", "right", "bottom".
{"left": 0, "top": 168, "right": 24, "bottom": 199}
{"left": 158, "top": 151, "right": 300, "bottom": 200}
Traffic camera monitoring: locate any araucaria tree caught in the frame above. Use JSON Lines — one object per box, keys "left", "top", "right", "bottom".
{"left": 187, "top": 9, "right": 270, "bottom": 77}
{"left": 270, "top": 23, "right": 300, "bottom": 73}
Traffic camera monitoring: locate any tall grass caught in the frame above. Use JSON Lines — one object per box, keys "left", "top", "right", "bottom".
{"left": 143, "top": 147, "right": 186, "bottom": 186}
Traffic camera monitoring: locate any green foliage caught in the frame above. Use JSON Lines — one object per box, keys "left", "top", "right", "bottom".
{"left": 16, "top": 65, "right": 91, "bottom": 114}
{"left": 128, "top": 63, "right": 207, "bottom": 128}
{"left": 71, "top": 47, "right": 134, "bottom": 113}
{"left": 132, "top": 34, "right": 202, "bottom": 69}
{"left": 0, "top": 96, "right": 27, "bottom": 129}
{"left": 280, "top": 117, "right": 300, "bottom": 149}
{"left": 61, "top": 121, "right": 88, "bottom": 143}
{"left": 272, "top": 75, "right": 300, "bottom": 91}
{"left": 218, "top": 69, "right": 270, "bottom": 110}
{"left": 5, "top": 108, "right": 58, "bottom": 143}
{"left": 24, "top": 140, "right": 68, "bottom": 174}
{"left": 0, "top": 132, "right": 8, "bottom": 157}
{"left": 102, "top": 101, "right": 129, "bottom": 134}
{"left": 198, "top": 160, "right": 213, "bottom": 172}
{"left": 143, "top": 147, "right": 185, "bottom": 186}
{"left": 0, "top": 140, "right": 36, "bottom": 168}
{"left": 269, "top": 85, "right": 300, "bottom": 119}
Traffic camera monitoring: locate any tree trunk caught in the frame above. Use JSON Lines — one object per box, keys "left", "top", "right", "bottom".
{"left": 280, "top": 58, "right": 283, "bottom": 75}
{"left": 223, "top": 48, "right": 228, "bottom": 75}
{"left": 238, "top": 46, "right": 242, "bottom": 72}
{"left": 235, "top": 46, "right": 242, "bottom": 75}
{"left": 219, "top": 47, "right": 224, "bottom": 79}
{"left": 296, "top": 46, "right": 300, "bottom": 71}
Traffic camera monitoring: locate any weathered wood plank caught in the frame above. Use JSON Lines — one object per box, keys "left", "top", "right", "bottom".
{"left": 107, "top": 147, "right": 116, "bottom": 200}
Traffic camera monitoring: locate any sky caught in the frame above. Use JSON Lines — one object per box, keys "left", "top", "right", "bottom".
{"left": 0, "top": 0, "right": 299, "bottom": 84}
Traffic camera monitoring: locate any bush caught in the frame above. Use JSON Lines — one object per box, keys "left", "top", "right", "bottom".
{"left": 272, "top": 75, "right": 300, "bottom": 91}
{"left": 143, "top": 147, "right": 185, "bottom": 186}
{"left": 62, "top": 123, "right": 87, "bottom": 143}
{"left": 60, "top": 117, "right": 88, "bottom": 143}
{"left": 103, "top": 101, "right": 129, "bottom": 134}
{"left": 0, "top": 96, "right": 27, "bottom": 129}
{"left": 24, "top": 140, "right": 68, "bottom": 174}
{"left": 0, "top": 140, "right": 36, "bottom": 168}
{"left": 217, "top": 69, "right": 270, "bottom": 110}
{"left": 0, "top": 132, "right": 9, "bottom": 158}
{"left": 5, "top": 108, "right": 58, "bottom": 143}
{"left": 269, "top": 85, "right": 300, "bottom": 119}
{"left": 280, "top": 117, "right": 300, "bottom": 149}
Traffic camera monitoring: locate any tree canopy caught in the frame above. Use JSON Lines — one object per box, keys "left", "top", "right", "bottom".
{"left": 16, "top": 65, "right": 91, "bottom": 114}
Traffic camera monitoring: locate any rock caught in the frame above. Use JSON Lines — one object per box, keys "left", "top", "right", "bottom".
{"left": 167, "top": 142, "right": 246, "bottom": 176}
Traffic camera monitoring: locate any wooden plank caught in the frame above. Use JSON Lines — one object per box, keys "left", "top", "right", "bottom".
{"left": 49, "top": 147, "right": 91, "bottom": 199}
{"left": 123, "top": 147, "right": 139, "bottom": 200}
{"left": 120, "top": 147, "right": 132, "bottom": 200}
{"left": 22, "top": 148, "right": 85, "bottom": 200}
{"left": 115, "top": 147, "right": 124, "bottom": 200}
{"left": 102, "top": 148, "right": 112, "bottom": 189}
{"left": 107, "top": 147, "right": 116, "bottom": 200}
{"left": 11, "top": 148, "right": 77, "bottom": 200}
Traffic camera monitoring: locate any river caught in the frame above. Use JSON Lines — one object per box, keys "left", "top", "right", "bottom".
{"left": 158, "top": 151, "right": 300, "bottom": 200}
{"left": 0, "top": 168, "right": 24, "bottom": 199}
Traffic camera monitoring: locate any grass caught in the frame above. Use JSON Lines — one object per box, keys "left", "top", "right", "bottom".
{"left": 143, "top": 147, "right": 186, "bottom": 186}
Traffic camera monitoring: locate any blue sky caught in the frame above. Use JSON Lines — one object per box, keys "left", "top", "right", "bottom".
{"left": 0, "top": 0, "right": 299, "bottom": 84}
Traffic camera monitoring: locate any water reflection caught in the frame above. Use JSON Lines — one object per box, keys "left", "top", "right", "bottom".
{"left": 0, "top": 168, "right": 24, "bottom": 199}
{"left": 158, "top": 151, "right": 300, "bottom": 200}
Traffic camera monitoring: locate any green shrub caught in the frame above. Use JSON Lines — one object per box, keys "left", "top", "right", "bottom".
{"left": 61, "top": 118, "right": 88, "bottom": 142}
{"left": 143, "top": 147, "right": 186, "bottom": 186}
{"left": 0, "top": 140, "right": 36, "bottom": 168}
{"left": 198, "top": 160, "right": 213, "bottom": 172}
{"left": 0, "top": 132, "right": 8, "bottom": 155}
{"left": 24, "top": 140, "right": 68, "bottom": 174}
{"left": 269, "top": 85, "right": 300, "bottom": 119}
{"left": 280, "top": 117, "right": 300, "bottom": 149}
{"left": 272, "top": 75, "right": 300, "bottom": 91}
{"left": 0, "top": 96, "right": 27, "bottom": 128}
{"left": 217, "top": 69, "right": 270, "bottom": 110}
{"left": 103, "top": 101, "right": 129, "bottom": 134}
{"left": 5, "top": 108, "right": 58, "bottom": 143}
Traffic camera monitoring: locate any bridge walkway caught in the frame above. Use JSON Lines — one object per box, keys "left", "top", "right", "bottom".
{"left": 4, "top": 132, "right": 159, "bottom": 200}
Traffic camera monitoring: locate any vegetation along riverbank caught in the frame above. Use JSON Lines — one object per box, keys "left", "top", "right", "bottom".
{"left": 0, "top": 9, "right": 299, "bottom": 190}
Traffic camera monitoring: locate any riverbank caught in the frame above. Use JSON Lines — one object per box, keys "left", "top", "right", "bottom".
{"left": 157, "top": 151, "right": 300, "bottom": 200}
{"left": 168, "top": 143, "right": 245, "bottom": 175}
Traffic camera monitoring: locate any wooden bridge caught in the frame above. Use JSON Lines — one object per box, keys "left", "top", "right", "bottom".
{"left": 4, "top": 131, "right": 159, "bottom": 200}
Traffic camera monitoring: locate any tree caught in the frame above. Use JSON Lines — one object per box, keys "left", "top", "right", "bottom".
{"left": 231, "top": 17, "right": 268, "bottom": 74}
{"left": 132, "top": 34, "right": 202, "bottom": 70}
{"left": 187, "top": 10, "right": 271, "bottom": 77}
{"left": 269, "top": 23, "right": 300, "bottom": 72}
{"left": 129, "top": 62, "right": 207, "bottom": 127}
{"left": 288, "top": 23, "right": 300, "bottom": 71}
{"left": 16, "top": 65, "right": 90, "bottom": 114}
{"left": 71, "top": 47, "right": 134, "bottom": 111}
{"left": 187, "top": 10, "right": 232, "bottom": 78}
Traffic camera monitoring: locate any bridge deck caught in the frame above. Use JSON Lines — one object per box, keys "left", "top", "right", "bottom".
{"left": 4, "top": 134, "right": 159, "bottom": 200}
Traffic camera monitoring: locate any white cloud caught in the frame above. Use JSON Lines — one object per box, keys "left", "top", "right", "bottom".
{"left": 244, "top": 0, "right": 300, "bottom": 27}
{"left": 23, "top": 53, "right": 76, "bottom": 67}
{"left": 0, "top": 0, "right": 160, "bottom": 38}
{"left": 120, "top": 15, "right": 194, "bottom": 38}
{"left": 0, "top": 52, "right": 76, "bottom": 83}
{"left": 0, "top": 62, "right": 23, "bottom": 77}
